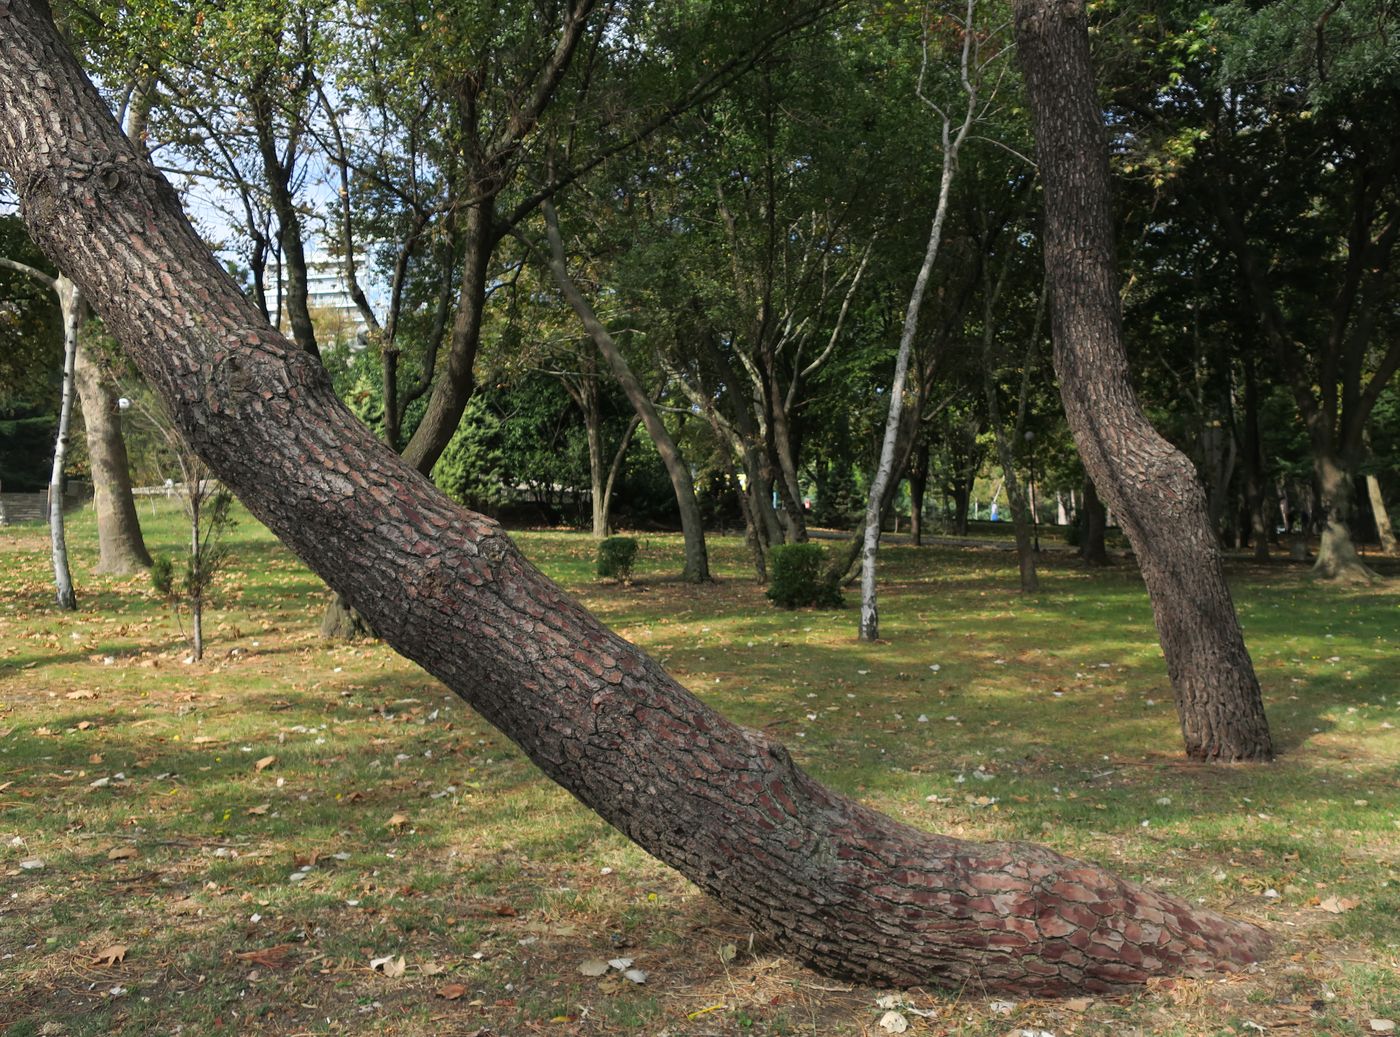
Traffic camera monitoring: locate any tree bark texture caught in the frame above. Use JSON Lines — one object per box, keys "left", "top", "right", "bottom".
{"left": 1366, "top": 475, "right": 1398, "bottom": 556}
{"left": 73, "top": 330, "right": 152, "bottom": 574}
{"left": 0, "top": 0, "right": 1270, "bottom": 994}
{"left": 1079, "top": 477, "right": 1109, "bottom": 567}
{"left": 1014, "top": 0, "right": 1273, "bottom": 763}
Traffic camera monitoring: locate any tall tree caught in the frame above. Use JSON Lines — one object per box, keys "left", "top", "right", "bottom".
{"left": 2, "top": 0, "right": 1272, "bottom": 993}
{"left": 1014, "top": 0, "right": 1273, "bottom": 762}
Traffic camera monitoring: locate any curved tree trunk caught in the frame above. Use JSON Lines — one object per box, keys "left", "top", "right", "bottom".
{"left": 0, "top": 0, "right": 1270, "bottom": 994}
{"left": 541, "top": 202, "right": 710, "bottom": 582}
{"left": 1015, "top": 0, "right": 1273, "bottom": 763}
{"left": 73, "top": 331, "right": 152, "bottom": 574}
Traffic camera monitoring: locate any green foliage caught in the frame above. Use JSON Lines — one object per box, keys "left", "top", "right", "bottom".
{"left": 595, "top": 536, "right": 639, "bottom": 581}
{"left": 765, "top": 543, "right": 842, "bottom": 609}
{"left": 0, "top": 414, "right": 56, "bottom": 492}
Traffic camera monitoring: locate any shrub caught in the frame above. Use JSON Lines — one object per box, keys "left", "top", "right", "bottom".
{"left": 766, "top": 543, "right": 843, "bottom": 609}
{"left": 596, "top": 536, "right": 639, "bottom": 581}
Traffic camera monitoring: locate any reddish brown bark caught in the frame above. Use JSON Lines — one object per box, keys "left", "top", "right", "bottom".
{"left": 1015, "top": 0, "right": 1273, "bottom": 763}
{"left": 0, "top": 0, "right": 1270, "bottom": 994}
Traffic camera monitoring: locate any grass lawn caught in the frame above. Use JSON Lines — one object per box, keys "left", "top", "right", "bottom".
{"left": 1, "top": 500, "right": 1397, "bottom": 1036}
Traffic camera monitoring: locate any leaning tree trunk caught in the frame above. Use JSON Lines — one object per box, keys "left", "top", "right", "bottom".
{"left": 1015, "top": 0, "right": 1273, "bottom": 763}
{"left": 73, "top": 330, "right": 152, "bottom": 574}
{"left": 542, "top": 202, "right": 709, "bottom": 582}
{"left": 0, "top": 0, "right": 1270, "bottom": 994}
{"left": 49, "top": 273, "right": 79, "bottom": 610}
{"left": 1366, "top": 474, "right": 1398, "bottom": 555}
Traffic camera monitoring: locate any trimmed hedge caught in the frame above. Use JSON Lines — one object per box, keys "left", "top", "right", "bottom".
{"left": 596, "top": 536, "right": 639, "bottom": 581}
{"left": 766, "top": 543, "right": 843, "bottom": 609}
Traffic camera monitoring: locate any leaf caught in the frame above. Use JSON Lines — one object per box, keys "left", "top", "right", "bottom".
{"left": 106, "top": 846, "right": 138, "bottom": 861}
{"left": 578, "top": 959, "right": 610, "bottom": 976}
{"left": 192, "top": 735, "right": 217, "bottom": 745}
{"left": 1371, "top": 1021, "right": 1396, "bottom": 1034}
{"left": 1063, "top": 998, "right": 1093, "bottom": 1013}
{"left": 65, "top": 690, "right": 96, "bottom": 700}
{"left": 91, "top": 944, "right": 127, "bottom": 966}
{"left": 622, "top": 968, "right": 647, "bottom": 984}
{"left": 607, "top": 957, "right": 633, "bottom": 970}
{"left": 436, "top": 983, "right": 468, "bottom": 1000}
{"left": 718, "top": 942, "right": 737, "bottom": 964}
{"left": 370, "top": 954, "right": 406, "bottom": 978}
{"left": 878, "top": 1010, "right": 909, "bottom": 1033}
{"left": 1319, "top": 895, "right": 1358, "bottom": 913}
{"left": 385, "top": 813, "right": 408, "bottom": 830}
{"left": 235, "top": 944, "right": 295, "bottom": 968}
{"left": 254, "top": 755, "right": 276, "bottom": 772}
{"left": 76, "top": 721, "right": 94, "bottom": 731}
{"left": 246, "top": 803, "right": 270, "bottom": 816}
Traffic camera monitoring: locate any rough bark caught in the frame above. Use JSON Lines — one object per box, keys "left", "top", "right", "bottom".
{"left": 1015, "top": 0, "right": 1273, "bottom": 762}
{"left": 1313, "top": 452, "right": 1376, "bottom": 582}
{"left": 1, "top": 0, "right": 1271, "bottom": 993}
{"left": 73, "top": 331, "right": 152, "bottom": 574}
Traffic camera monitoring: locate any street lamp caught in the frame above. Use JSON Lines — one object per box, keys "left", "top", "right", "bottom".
{"left": 1024, "top": 429, "right": 1040, "bottom": 553}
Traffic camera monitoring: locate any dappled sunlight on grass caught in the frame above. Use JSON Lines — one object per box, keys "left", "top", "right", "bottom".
{"left": 1, "top": 504, "right": 1397, "bottom": 1035}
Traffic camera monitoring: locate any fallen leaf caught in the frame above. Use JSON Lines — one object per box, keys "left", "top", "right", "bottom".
{"left": 1063, "top": 998, "right": 1093, "bottom": 1013}
{"left": 385, "top": 813, "right": 408, "bottom": 830}
{"left": 192, "top": 736, "right": 217, "bottom": 745}
{"left": 0, "top": 781, "right": 13, "bottom": 793}
{"left": 878, "top": 1010, "right": 909, "bottom": 1033}
{"left": 419, "top": 962, "right": 447, "bottom": 976}
{"left": 1371, "top": 1021, "right": 1396, "bottom": 1034}
{"left": 436, "top": 983, "right": 468, "bottom": 1000}
{"left": 293, "top": 851, "right": 320, "bottom": 868}
{"left": 76, "top": 721, "right": 94, "bottom": 731}
{"left": 235, "top": 944, "right": 295, "bottom": 968}
{"left": 254, "top": 755, "right": 276, "bottom": 772}
{"left": 246, "top": 803, "right": 270, "bottom": 816}
{"left": 1319, "top": 895, "right": 1358, "bottom": 914}
{"left": 106, "top": 846, "right": 138, "bottom": 861}
{"left": 370, "top": 954, "right": 406, "bottom": 978}
{"left": 91, "top": 945, "right": 128, "bottom": 967}
{"left": 718, "top": 942, "right": 737, "bottom": 964}
{"left": 607, "top": 957, "right": 633, "bottom": 970}
{"left": 622, "top": 968, "right": 647, "bottom": 984}
{"left": 65, "top": 690, "right": 96, "bottom": 700}
{"left": 578, "top": 959, "right": 610, "bottom": 977}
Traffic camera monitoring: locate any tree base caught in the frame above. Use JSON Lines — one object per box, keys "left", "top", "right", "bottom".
{"left": 319, "top": 593, "right": 374, "bottom": 640}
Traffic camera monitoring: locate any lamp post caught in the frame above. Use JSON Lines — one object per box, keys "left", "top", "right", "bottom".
{"left": 1024, "top": 429, "right": 1040, "bottom": 553}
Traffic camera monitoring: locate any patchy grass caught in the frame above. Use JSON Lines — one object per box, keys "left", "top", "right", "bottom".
{"left": 1, "top": 501, "right": 1398, "bottom": 1036}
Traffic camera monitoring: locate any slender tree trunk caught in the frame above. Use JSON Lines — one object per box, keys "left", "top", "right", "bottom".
{"left": 909, "top": 439, "right": 929, "bottom": 547}
{"left": 73, "top": 329, "right": 152, "bottom": 574}
{"left": 542, "top": 203, "right": 709, "bottom": 581}
{"left": 600, "top": 414, "right": 641, "bottom": 539}
{"left": 1079, "top": 477, "right": 1109, "bottom": 566}
{"left": 0, "top": 0, "right": 1273, "bottom": 993}
{"left": 50, "top": 274, "right": 79, "bottom": 610}
{"left": 1241, "top": 356, "right": 1269, "bottom": 561}
{"left": 1015, "top": 0, "right": 1273, "bottom": 762}
{"left": 768, "top": 387, "right": 808, "bottom": 543}
{"left": 1366, "top": 474, "right": 1398, "bottom": 555}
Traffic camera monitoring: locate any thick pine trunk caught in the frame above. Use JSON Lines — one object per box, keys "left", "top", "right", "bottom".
{"left": 73, "top": 330, "right": 152, "bottom": 574}
{"left": 1, "top": 0, "right": 1270, "bottom": 993}
{"left": 1015, "top": 0, "right": 1273, "bottom": 763}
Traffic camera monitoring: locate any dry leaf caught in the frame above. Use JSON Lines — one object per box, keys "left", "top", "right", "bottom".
{"left": 0, "top": 781, "right": 13, "bottom": 793}
{"left": 246, "top": 803, "right": 270, "bottom": 816}
{"left": 76, "top": 721, "right": 94, "bottom": 731}
{"left": 254, "top": 755, "right": 276, "bottom": 772}
{"left": 107, "top": 846, "right": 138, "bottom": 861}
{"left": 1064, "top": 998, "right": 1093, "bottom": 1013}
{"left": 623, "top": 968, "right": 648, "bottom": 984}
{"left": 419, "top": 962, "right": 447, "bottom": 976}
{"left": 91, "top": 944, "right": 128, "bottom": 967}
{"left": 1319, "top": 896, "right": 1358, "bottom": 914}
{"left": 436, "top": 983, "right": 468, "bottom": 1000}
{"left": 578, "top": 959, "right": 610, "bottom": 977}
{"left": 370, "top": 954, "right": 406, "bottom": 978}
{"left": 192, "top": 736, "right": 217, "bottom": 745}
{"left": 235, "top": 944, "right": 295, "bottom": 968}
{"left": 878, "top": 1010, "right": 909, "bottom": 1033}
{"left": 1371, "top": 1021, "right": 1396, "bottom": 1034}
{"left": 293, "top": 851, "right": 321, "bottom": 868}
{"left": 385, "top": 813, "right": 408, "bottom": 830}
{"left": 65, "top": 690, "right": 96, "bottom": 700}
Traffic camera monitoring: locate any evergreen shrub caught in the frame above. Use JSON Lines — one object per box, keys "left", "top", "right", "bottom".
{"left": 596, "top": 536, "right": 639, "bottom": 581}
{"left": 766, "top": 543, "right": 843, "bottom": 609}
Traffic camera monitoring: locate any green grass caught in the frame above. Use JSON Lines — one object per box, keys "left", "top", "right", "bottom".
{"left": 1, "top": 499, "right": 1398, "bottom": 1036}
